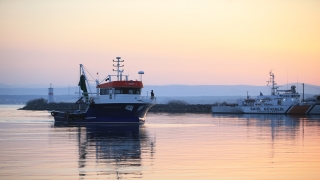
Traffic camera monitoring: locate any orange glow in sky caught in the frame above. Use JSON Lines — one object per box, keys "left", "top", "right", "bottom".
{"left": 0, "top": 0, "right": 319, "bottom": 86}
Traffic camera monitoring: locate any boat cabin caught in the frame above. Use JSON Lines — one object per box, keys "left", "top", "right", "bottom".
{"left": 97, "top": 80, "right": 143, "bottom": 100}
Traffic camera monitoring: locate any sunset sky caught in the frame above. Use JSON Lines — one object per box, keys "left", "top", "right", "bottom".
{"left": 1, "top": 0, "right": 319, "bottom": 87}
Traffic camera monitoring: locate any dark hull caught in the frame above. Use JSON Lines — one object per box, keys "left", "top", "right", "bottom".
{"left": 52, "top": 103, "right": 154, "bottom": 123}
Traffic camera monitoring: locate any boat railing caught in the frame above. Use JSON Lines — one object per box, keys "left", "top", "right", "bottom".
{"left": 138, "top": 96, "right": 154, "bottom": 100}
{"left": 301, "top": 101, "right": 320, "bottom": 105}
{"left": 138, "top": 96, "right": 156, "bottom": 103}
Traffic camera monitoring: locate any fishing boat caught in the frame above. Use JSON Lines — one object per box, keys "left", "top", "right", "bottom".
{"left": 51, "top": 57, "right": 156, "bottom": 123}
{"left": 212, "top": 71, "right": 320, "bottom": 114}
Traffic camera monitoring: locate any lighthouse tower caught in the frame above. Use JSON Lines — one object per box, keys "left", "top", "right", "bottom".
{"left": 48, "top": 83, "right": 54, "bottom": 103}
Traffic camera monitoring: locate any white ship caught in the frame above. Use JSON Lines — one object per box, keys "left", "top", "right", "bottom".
{"left": 212, "top": 71, "right": 320, "bottom": 114}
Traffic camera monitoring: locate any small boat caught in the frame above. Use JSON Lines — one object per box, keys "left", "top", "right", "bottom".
{"left": 212, "top": 71, "right": 320, "bottom": 114}
{"left": 51, "top": 57, "right": 156, "bottom": 123}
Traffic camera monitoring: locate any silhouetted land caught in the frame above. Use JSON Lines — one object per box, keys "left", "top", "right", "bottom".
{"left": 19, "top": 98, "right": 87, "bottom": 111}
{"left": 149, "top": 104, "right": 211, "bottom": 113}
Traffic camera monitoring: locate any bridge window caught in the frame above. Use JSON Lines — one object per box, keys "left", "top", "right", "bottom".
{"left": 114, "top": 88, "right": 141, "bottom": 94}
{"left": 100, "top": 88, "right": 109, "bottom": 95}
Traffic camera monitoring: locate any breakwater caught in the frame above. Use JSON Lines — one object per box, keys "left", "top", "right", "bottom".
{"left": 20, "top": 102, "right": 212, "bottom": 113}
{"left": 20, "top": 98, "right": 212, "bottom": 113}
{"left": 149, "top": 104, "right": 211, "bottom": 113}
{"left": 20, "top": 102, "right": 87, "bottom": 111}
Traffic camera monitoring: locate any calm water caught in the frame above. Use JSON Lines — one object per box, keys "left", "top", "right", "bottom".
{"left": 0, "top": 105, "right": 320, "bottom": 180}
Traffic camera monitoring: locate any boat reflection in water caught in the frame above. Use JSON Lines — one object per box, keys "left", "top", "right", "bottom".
{"left": 212, "top": 113, "right": 320, "bottom": 123}
{"left": 212, "top": 113, "right": 320, "bottom": 139}
{"left": 53, "top": 123, "right": 155, "bottom": 179}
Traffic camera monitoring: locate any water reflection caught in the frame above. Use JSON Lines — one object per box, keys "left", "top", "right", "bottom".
{"left": 53, "top": 123, "right": 155, "bottom": 179}
{"left": 212, "top": 114, "right": 320, "bottom": 139}
{"left": 212, "top": 113, "right": 320, "bottom": 126}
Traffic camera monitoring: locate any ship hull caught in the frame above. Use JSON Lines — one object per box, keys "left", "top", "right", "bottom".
{"left": 52, "top": 103, "right": 155, "bottom": 123}
{"left": 212, "top": 104, "right": 320, "bottom": 114}
{"left": 241, "top": 105, "right": 290, "bottom": 114}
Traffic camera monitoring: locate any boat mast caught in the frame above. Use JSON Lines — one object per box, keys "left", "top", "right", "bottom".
{"left": 79, "top": 64, "right": 82, "bottom": 111}
{"left": 267, "top": 71, "right": 279, "bottom": 95}
{"left": 79, "top": 64, "right": 82, "bottom": 97}
{"left": 113, "top": 57, "right": 124, "bottom": 81}
{"left": 302, "top": 83, "right": 305, "bottom": 102}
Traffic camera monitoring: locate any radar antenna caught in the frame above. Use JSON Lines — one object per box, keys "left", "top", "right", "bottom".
{"left": 112, "top": 57, "right": 124, "bottom": 81}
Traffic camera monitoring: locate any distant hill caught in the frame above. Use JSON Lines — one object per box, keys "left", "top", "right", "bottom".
{"left": 0, "top": 83, "right": 52, "bottom": 88}
{"left": 0, "top": 84, "right": 319, "bottom": 96}
{"left": 1, "top": 83, "right": 319, "bottom": 104}
{"left": 143, "top": 83, "right": 319, "bottom": 97}
{"left": 0, "top": 86, "right": 80, "bottom": 95}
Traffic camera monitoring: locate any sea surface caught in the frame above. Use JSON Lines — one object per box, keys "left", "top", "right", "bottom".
{"left": 0, "top": 105, "right": 320, "bottom": 180}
